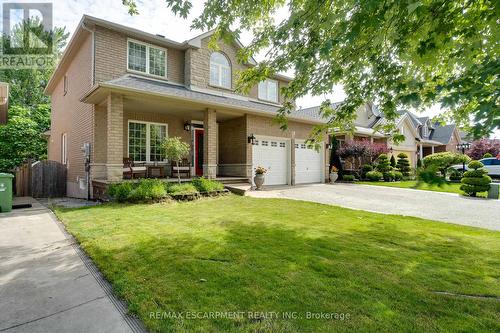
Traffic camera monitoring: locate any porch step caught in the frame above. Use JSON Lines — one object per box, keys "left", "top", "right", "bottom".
{"left": 216, "top": 177, "right": 249, "bottom": 184}
{"left": 224, "top": 182, "right": 252, "bottom": 196}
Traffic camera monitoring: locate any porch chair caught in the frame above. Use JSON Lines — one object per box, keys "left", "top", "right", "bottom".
{"left": 123, "top": 158, "right": 147, "bottom": 179}
{"left": 171, "top": 159, "right": 191, "bottom": 179}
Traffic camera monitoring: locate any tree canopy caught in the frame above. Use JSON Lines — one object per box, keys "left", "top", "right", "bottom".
{"left": 125, "top": 0, "right": 499, "bottom": 139}
{"left": 0, "top": 19, "right": 68, "bottom": 172}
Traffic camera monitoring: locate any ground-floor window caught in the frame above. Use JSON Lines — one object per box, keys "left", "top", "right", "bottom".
{"left": 128, "top": 121, "right": 167, "bottom": 162}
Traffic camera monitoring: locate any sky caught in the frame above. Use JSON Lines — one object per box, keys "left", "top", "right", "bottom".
{"left": 10, "top": 0, "right": 496, "bottom": 138}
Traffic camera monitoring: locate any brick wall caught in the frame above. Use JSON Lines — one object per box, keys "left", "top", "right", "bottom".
{"left": 48, "top": 32, "right": 94, "bottom": 198}
{"left": 94, "top": 26, "right": 185, "bottom": 85}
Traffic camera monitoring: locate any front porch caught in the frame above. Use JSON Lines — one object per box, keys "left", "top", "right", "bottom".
{"left": 89, "top": 92, "right": 253, "bottom": 187}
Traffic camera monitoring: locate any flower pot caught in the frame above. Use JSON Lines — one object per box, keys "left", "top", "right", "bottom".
{"left": 254, "top": 174, "right": 265, "bottom": 190}
{"left": 329, "top": 172, "right": 338, "bottom": 184}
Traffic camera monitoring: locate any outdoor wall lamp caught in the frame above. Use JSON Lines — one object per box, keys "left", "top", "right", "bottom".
{"left": 183, "top": 122, "right": 192, "bottom": 131}
{"left": 325, "top": 143, "right": 332, "bottom": 149}
{"left": 248, "top": 134, "right": 256, "bottom": 144}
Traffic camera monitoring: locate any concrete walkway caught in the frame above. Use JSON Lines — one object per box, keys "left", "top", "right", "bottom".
{"left": 247, "top": 183, "right": 500, "bottom": 231}
{"left": 0, "top": 199, "right": 142, "bottom": 333}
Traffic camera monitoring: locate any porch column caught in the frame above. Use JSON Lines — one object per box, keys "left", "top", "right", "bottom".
{"left": 419, "top": 143, "right": 423, "bottom": 160}
{"left": 106, "top": 93, "right": 124, "bottom": 181}
{"left": 431, "top": 146, "right": 435, "bottom": 154}
{"left": 203, "top": 108, "right": 217, "bottom": 179}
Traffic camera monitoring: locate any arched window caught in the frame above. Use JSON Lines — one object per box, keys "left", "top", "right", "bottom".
{"left": 210, "top": 52, "right": 231, "bottom": 89}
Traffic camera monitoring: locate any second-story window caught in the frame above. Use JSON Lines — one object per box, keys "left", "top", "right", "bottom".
{"left": 258, "top": 79, "right": 278, "bottom": 103}
{"left": 128, "top": 40, "right": 166, "bottom": 78}
{"left": 210, "top": 52, "right": 231, "bottom": 89}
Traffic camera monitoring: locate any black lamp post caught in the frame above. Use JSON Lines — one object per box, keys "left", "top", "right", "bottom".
{"left": 456, "top": 142, "right": 471, "bottom": 171}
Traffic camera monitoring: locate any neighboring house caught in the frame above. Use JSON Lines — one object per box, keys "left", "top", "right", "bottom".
{"left": 45, "top": 15, "right": 330, "bottom": 198}
{"left": 390, "top": 111, "right": 462, "bottom": 167}
{"left": 300, "top": 103, "right": 387, "bottom": 146}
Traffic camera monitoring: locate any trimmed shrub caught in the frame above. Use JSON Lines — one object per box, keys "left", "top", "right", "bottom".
{"left": 192, "top": 177, "right": 225, "bottom": 193}
{"left": 390, "top": 155, "right": 396, "bottom": 168}
{"left": 448, "top": 169, "right": 463, "bottom": 181}
{"left": 396, "top": 153, "right": 411, "bottom": 177}
{"left": 376, "top": 154, "right": 392, "bottom": 173}
{"left": 394, "top": 171, "right": 403, "bottom": 181}
{"left": 361, "top": 164, "right": 373, "bottom": 179}
{"left": 366, "top": 171, "right": 383, "bottom": 181}
{"left": 342, "top": 174, "right": 355, "bottom": 182}
{"left": 107, "top": 182, "right": 134, "bottom": 203}
{"left": 460, "top": 161, "right": 491, "bottom": 197}
{"left": 169, "top": 183, "right": 199, "bottom": 196}
{"left": 383, "top": 171, "right": 396, "bottom": 182}
{"left": 128, "top": 179, "right": 168, "bottom": 202}
{"left": 483, "top": 152, "right": 493, "bottom": 158}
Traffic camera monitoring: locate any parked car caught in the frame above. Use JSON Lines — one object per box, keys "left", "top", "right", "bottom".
{"left": 452, "top": 157, "right": 500, "bottom": 176}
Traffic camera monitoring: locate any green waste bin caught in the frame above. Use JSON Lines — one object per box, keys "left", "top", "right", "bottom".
{"left": 0, "top": 173, "right": 14, "bottom": 213}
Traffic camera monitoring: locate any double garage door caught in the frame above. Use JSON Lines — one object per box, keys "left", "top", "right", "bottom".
{"left": 252, "top": 136, "right": 323, "bottom": 185}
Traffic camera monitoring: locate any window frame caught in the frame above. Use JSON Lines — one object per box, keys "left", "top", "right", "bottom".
{"left": 61, "top": 133, "right": 68, "bottom": 165}
{"left": 209, "top": 52, "right": 232, "bottom": 89}
{"left": 127, "top": 39, "right": 168, "bottom": 79}
{"left": 258, "top": 79, "right": 279, "bottom": 103}
{"left": 127, "top": 120, "right": 169, "bottom": 163}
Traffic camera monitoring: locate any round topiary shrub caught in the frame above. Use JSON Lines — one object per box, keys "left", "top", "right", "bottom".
{"left": 361, "top": 164, "right": 373, "bottom": 179}
{"left": 394, "top": 171, "right": 403, "bottom": 181}
{"left": 460, "top": 160, "right": 491, "bottom": 197}
{"left": 376, "top": 154, "right": 392, "bottom": 173}
{"left": 483, "top": 153, "right": 493, "bottom": 158}
{"left": 383, "top": 171, "right": 396, "bottom": 182}
{"left": 366, "top": 171, "right": 383, "bottom": 181}
{"left": 342, "top": 174, "right": 356, "bottom": 182}
{"left": 396, "top": 153, "right": 411, "bottom": 177}
{"left": 448, "top": 169, "right": 463, "bottom": 182}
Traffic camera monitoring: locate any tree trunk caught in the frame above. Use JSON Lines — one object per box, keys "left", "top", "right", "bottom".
{"left": 176, "top": 160, "right": 181, "bottom": 184}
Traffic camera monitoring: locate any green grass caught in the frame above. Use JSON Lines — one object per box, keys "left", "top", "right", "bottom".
{"left": 358, "top": 180, "right": 463, "bottom": 194}
{"left": 55, "top": 196, "right": 500, "bottom": 333}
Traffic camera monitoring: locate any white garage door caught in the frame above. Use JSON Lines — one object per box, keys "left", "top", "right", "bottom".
{"left": 295, "top": 140, "right": 323, "bottom": 184}
{"left": 252, "top": 137, "right": 289, "bottom": 185}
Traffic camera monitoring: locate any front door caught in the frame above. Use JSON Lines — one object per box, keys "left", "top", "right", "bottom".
{"left": 195, "top": 129, "right": 204, "bottom": 176}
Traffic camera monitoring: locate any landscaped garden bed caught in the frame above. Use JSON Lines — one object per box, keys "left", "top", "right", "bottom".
{"left": 106, "top": 178, "right": 229, "bottom": 203}
{"left": 55, "top": 196, "right": 500, "bottom": 332}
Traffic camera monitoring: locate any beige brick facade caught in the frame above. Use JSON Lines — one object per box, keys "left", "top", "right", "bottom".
{"left": 203, "top": 109, "right": 218, "bottom": 178}
{"left": 46, "top": 17, "right": 326, "bottom": 198}
{"left": 48, "top": 32, "right": 94, "bottom": 198}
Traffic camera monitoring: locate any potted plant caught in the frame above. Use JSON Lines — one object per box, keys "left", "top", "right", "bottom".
{"left": 254, "top": 166, "right": 267, "bottom": 190}
{"left": 330, "top": 166, "right": 339, "bottom": 183}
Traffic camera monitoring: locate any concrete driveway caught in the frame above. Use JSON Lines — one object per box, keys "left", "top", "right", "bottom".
{"left": 0, "top": 199, "right": 143, "bottom": 333}
{"left": 247, "top": 183, "right": 500, "bottom": 231}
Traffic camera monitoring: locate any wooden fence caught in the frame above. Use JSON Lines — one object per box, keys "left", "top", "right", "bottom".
{"left": 15, "top": 160, "right": 67, "bottom": 198}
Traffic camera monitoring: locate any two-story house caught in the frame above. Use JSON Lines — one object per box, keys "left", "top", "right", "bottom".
{"left": 45, "top": 15, "right": 330, "bottom": 198}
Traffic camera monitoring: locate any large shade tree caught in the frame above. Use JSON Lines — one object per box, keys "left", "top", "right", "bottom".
{"left": 124, "top": 0, "right": 499, "bottom": 139}
{"left": 0, "top": 18, "right": 68, "bottom": 172}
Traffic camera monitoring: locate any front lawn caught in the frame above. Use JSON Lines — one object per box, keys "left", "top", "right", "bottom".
{"left": 55, "top": 196, "right": 500, "bottom": 332}
{"left": 358, "top": 180, "right": 462, "bottom": 194}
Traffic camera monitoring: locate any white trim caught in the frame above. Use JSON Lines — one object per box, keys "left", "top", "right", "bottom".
{"left": 61, "top": 133, "right": 68, "bottom": 165}
{"left": 127, "top": 38, "right": 168, "bottom": 80}
{"left": 253, "top": 135, "right": 292, "bottom": 186}
{"left": 209, "top": 52, "right": 231, "bottom": 89}
{"left": 127, "top": 120, "right": 168, "bottom": 163}
{"left": 258, "top": 79, "right": 278, "bottom": 103}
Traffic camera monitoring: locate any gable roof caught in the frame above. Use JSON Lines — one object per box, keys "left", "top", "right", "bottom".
{"left": 429, "top": 124, "right": 457, "bottom": 144}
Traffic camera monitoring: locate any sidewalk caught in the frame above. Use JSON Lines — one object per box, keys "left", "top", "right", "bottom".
{"left": 0, "top": 199, "right": 142, "bottom": 333}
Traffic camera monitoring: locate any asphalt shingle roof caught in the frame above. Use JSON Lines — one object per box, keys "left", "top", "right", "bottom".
{"left": 104, "top": 75, "right": 322, "bottom": 122}
{"left": 429, "top": 124, "right": 456, "bottom": 144}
